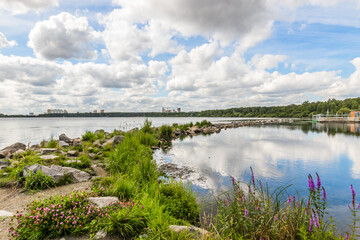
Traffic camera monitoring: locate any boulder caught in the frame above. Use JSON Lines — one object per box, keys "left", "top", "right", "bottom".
{"left": 102, "top": 135, "right": 124, "bottom": 147}
{"left": 72, "top": 138, "right": 81, "bottom": 147}
{"left": 94, "top": 129, "right": 104, "bottom": 135}
{"left": 94, "top": 229, "right": 107, "bottom": 239}
{"left": 67, "top": 150, "right": 78, "bottom": 157}
{"left": 40, "top": 148, "right": 58, "bottom": 154}
{"left": 23, "top": 164, "right": 91, "bottom": 183}
{"left": 0, "top": 142, "right": 26, "bottom": 159}
{"left": 64, "top": 160, "right": 81, "bottom": 164}
{"left": 88, "top": 197, "right": 119, "bottom": 208}
{"left": 0, "top": 160, "right": 10, "bottom": 170}
{"left": 169, "top": 225, "right": 210, "bottom": 239}
{"left": 39, "top": 155, "right": 59, "bottom": 160}
{"left": 0, "top": 210, "right": 14, "bottom": 217}
{"left": 59, "top": 141, "right": 69, "bottom": 148}
{"left": 30, "top": 144, "right": 40, "bottom": 150}
{"left": 93, "top": 140, "right": 102, "bottom": 147}
{"left": 59, "top": 133, "right": 72, "bottom": 144}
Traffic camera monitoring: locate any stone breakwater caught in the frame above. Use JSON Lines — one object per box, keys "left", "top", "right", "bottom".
{"left": 171, "top": 118, "right": 294, "bottom": 139}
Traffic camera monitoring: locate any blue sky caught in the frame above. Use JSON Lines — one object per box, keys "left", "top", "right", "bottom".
{"left": 0, "top": 0, "right": 360, "bottom": 114}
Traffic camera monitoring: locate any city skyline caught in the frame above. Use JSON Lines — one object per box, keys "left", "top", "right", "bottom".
{"left": 1, "top": 1, "right": 360, "bottom": 114}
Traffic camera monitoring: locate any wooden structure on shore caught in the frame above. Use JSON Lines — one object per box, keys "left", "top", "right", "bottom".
{"left": 312, "top": 111, "right": 360, "bottom": 123}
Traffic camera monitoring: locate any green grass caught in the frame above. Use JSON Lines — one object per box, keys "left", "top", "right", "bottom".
{"left": 82, "top": 131, "right": 97, "bottom": 142}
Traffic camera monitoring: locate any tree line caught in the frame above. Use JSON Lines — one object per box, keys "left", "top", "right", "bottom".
{"left": 1, "top": 97, "right": 360, "bottom": 118}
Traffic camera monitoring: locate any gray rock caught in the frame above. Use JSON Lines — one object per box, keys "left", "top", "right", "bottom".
{"left": 65, "top": 160, "right": 81, "bottom": 164}
{"left": 40, "top": 148, "right": 58, "bottom": 154}
{"left": 30, "top": 144, "right": 40, "bottom": 150}
{"left": 67, "top": 150, "right": 78, "bottom": 157}
{"left": 0, "top": 210, "right": 14, "bottom": 217}
{"left": 88, "top": 197, "right": 119, "bottom": 208}
{"left": 0, "top": 142, "right": 26, "bottom": 159}
{"left": 14, "top": 149, "right": 25, "bottom": 156}
{"left": 39, "top": 155, "right": 59, "bottom": 160}
{"left": 93, "top": 140, "right": 102, "bottom": 147}
{"left": 23, "top": 164, "right": 91, "bottom": 183}
{"left": 59, "top": 133, "right": 72, "bottom": 144}
{"left": 72, "top": 138, "right": 81, "bottom": 147}
{"left": 0, "top": 160, "right": 10, "bottom": 167}
{"left": 169, "top": 225, "right": 210, "bottom": 238}
{"left": 88, "top": 153, "right": 96, "bottom": 159}
{"left": 94, "top": 229, "right": 107, "bottom": 239}
{"left": 59, "top": 141, "right": 69, "bottom": 147}
{"left": 94, "top": 129, "right": 104, "bottom": 135}
{"left": 102, "top": 135, "right": 124, "bottom": 147}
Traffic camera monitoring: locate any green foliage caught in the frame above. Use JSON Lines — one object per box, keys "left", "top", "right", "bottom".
{"left": 24, "top": 171, "right": 55, "bottom": 190}
{"left": 47, "top": 137, "right": 58, "bottom": 148}
{"left": 213, "top": 172, "right": 339, "bottom": 239}
{"left": 82, "top": 131, "right": 97, "bottom": 142}
{"left": 99, "top": 201, "right": 148, "bottom": 239}
{"left": 96, "top": 131, "right": 105, "bottom": 140}
{"left": 141, "top": 118, "right": 154, "bottom": 134}
{"left": 196, "top": 120, "right": 212, "bottom": 128}
{"left": 159, "top": 125, "right": 173, "bottom": 139}
{"left": 159, "top": 180, "right": 200, "bottom": 225}
{"left": 337, "top": 107, "right": 351, "bottom": 115}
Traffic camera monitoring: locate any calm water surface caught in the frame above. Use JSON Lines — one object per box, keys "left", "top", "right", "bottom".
{"left": 155, "top": 122, "right": 360, "bottom": 230}
{"left": 0, "top": 117, "right": 242, "bottom": 149}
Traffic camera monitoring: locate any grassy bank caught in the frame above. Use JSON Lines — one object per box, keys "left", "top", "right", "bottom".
{"left": 1, "top": 120, "right": 358, "bottom": 239}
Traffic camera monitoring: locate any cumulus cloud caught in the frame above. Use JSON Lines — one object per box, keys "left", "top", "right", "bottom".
{"left": 0, "top": 32, "right": 17, "bottom": 48}
{"left": 28, "top": 12, "right": 98, "bottom": 60}
{"left": 103, "top": 11, "right": 182, "bottom": 61}
{"left": 0, "top": 54, "right": 62, "bottom": 86}
{"left": 0, "top": 0, "right": 60, "bottom": 15}
{"left": 111, "top": 0, "right": 273, "bottom": 48}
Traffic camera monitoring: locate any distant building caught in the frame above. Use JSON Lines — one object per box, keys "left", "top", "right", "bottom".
{"left": 47, "top": 109, "right": 68, "bottom": 114}
{"left": 93, "top": 110, "right": 98, "bottom": 113}
{"left": 100, "top": 109, "right": 104, "bottom": 113}
{"left": 162, "top": 107, "right": 181, "bottom": 113}
{"left": 29, "top": 112, "right": 34, "bottom": 116}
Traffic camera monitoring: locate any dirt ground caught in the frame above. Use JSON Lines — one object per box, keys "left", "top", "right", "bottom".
{"left": 0, "top": 182, "right": 92, "bottom": 240}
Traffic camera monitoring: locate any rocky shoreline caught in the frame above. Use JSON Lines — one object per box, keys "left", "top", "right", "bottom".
{"left": 0, "top": 118, "right": 294, "bottom": 239}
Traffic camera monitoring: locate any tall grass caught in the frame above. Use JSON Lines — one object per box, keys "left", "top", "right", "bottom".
{"left": 159, "top": 125, "right": 173, "bottom": 140}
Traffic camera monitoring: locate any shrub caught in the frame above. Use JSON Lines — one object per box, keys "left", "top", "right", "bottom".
{"left": 141, "top": 118, "right": 153, "bottom": 134}
{"left": 47, "top": 137, "right": 58, "bottom": 148}
{"left": 99, "top": 200, "right": 148, "bottom": 239}
{"left": 24, "top": 171, "right": 55, "bottom": 190}
{"left": 159, "top": 125, "right": 173, "bottom": 140}
{"left": 135, "top": 131, "right": 158, "bottom": 147}
{"left": 159, "top": 180, "right": 200, "bottom": 225}
{"left": 82, "top": 131, "right": 97, "bottom": 142}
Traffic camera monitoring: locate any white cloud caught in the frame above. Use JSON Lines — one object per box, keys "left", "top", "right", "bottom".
{"left": 28, "top": 12, "right": 98, "bottom": 60}
{"left": 111, "top": 0, "right": 273, "bottom": 48}
{"left": 250, "top": 54, "right": 288, "bottom": 70}
{"left": 103, "top": 11, "right": 182, "bottom": 61}
{"left": 0, "top": 54, "right": 62, "bottom": 86}
{"left": 0, "top": 0, "right": 60, "bottom": 15}
{"left": 0, "top": 32, "right": 17, "bottom": 48}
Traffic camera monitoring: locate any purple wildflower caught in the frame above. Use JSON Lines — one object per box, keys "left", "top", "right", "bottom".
{"left": 351, "top": 184, "right": 356, "bottom": 206}
{"left": 322, "top": 186, "right": 327, "bottom": 201}
{"left": 345, "top": 234, "right": 349, "bottom": 240}
{"left": 245, "top": 209, "right": 248, "bottom": 217}
{"left": 308, "top": 174, "right": 315, "bottom": 191}
{"left": 250, "top": 167, "right": 255, "bottom": 186}
{"left": 316, "top": 172, "right": 321, "bottom": 189}
{"left": 231, "top": 176, "right": 235, "bottom": 185}
{"left": 287, "top": 196, "right": 292, "bottom": 204}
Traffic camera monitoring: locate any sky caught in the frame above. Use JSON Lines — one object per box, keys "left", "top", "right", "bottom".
{"left": 1, "top": 0, "right": 360, "bottom": 114}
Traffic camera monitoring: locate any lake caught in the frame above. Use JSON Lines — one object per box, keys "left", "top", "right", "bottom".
{"left": 154, "top": 122, "right": 360, "bottom": 230}
{"left": 0, "top": 117, "right": 242, "bottom": 149}
{"left": 1, "top": 117, "right": 359, "bottom": 230}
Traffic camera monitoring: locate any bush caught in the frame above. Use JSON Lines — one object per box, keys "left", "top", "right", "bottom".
{"left": 24, "top": 171, "right": 55, "bottom": 190}
{"left": 99, "top": 200, "right": 148, "bottom": 239}
{"left": 82, "top": 131, "right": 97, "bottom": 142}
{"left": 159, "top": 125, "right": 173, "bottom": 139}
{"left": 47, "top": 137, "right": 58, "bottom": 148}
{"left": 159, "top": 180, "right": 200, "bottom": 225}
{"left": 141, "top": 118, "right": 153, "bottom": 134}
